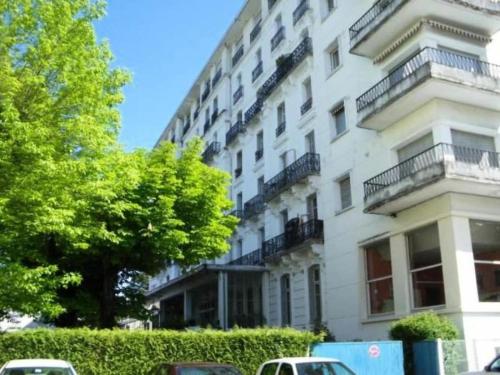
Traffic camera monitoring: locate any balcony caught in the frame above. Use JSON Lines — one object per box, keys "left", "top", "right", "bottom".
{"left": 232, "top": 45, "right": 244, "bottom": 67}
{"left": 364, "top": 143, "right": 500, "bottom": 215}
{"left": 245, "top": 99, "right": 263, "bottom": 124}
{"left": 244, "top": 194, "right": 265, "bottom": 220}
{"left": 250, "top": 21, "right": 262, "bottom": 43}
{"left": 228, "top": 248, "right": 263, "bottom": 266}
{"left": 233, "top": 86, "right": 244, "bottom": 104}
{"left": 230, "top": 209, "right": 244, "bottom": 219}
{"left": 252, "top": 62, "right": 264, "bottom": 83}
{"left": 263, "top": 153, "right": 321, "bottom": 202}
{"left": 357, "top": 48, "right": 500, "bottom": 131}
{"left": 293, "top": 0, "right": 309, "bottom": 25}
{"left": 275, "top": 121, "right": 286, "bottom": 137}
{"left": 271, "top": 26, "right": 285, "bottom": 51}
{"left": 202, "top": 141, "right": 221, "bottom": 163}
{"left": 349, "top": 0, "right": 500, "bottom": 58}
{"left": 201, "top": 85, "right": 210, "bottom": 103}
{"left": 212, "top": 69, "right": 222, "bottom": 88}
{"left": 255, "top": 149, "right": 264, "bottom": 162}
{"left": 300, "top": 97, "right": 313, "bottom": 115}
{"left": 263, "top": 219, "right": 323, "bottom": 260}
{"left": 226, "top": 120, "right": 246, "bottom": 147}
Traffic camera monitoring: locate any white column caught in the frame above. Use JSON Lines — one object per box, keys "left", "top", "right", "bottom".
{"left": 390, "top": 234, "right": 411, "bottom": 315}
{"left": 217, "top": 271, "right": 229, "bottom": 330}
{"left": 438, "top": 216, "right": 478, "bottom": 310}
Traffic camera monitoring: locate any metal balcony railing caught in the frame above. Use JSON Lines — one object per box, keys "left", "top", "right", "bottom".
{"left": 226, "top": 120, "right": 246, "bottom": 146}
{"left": 275, "top": 121, "right": 286, "bottom": 137}
{"left": 245, "top": 99, "right": 263, "bottom": 124}
{"left": 356, "top": 47, "right": 500, "bottom": 113}
{"left": 364, "top": 143, "right": 500, "bottom": 200}
{"left": 301, "top": 97, "right": 313, "bottom": 115}
{"left": 233, "top": 86, "right": 244, "bottom": 104}
{"left": 232, "top": 45, "right": 244, "bottom": 67}
{"left": 255, "top": 149, "right": 264, "bottom": 162}
{"left": 293, "top": 0, "right": 309, "bottom": 25}
{"left": 263, "top": 153, "right": 321, "bottom": 201}
{"left": 271, "top": 26, "right": 286, "bottom": 51}
{"left": 252, "top": 62, "right": 264, "bottom": 82}
{"left": 244, "top": 194, "right": 265, "bottom": 219}
{"left": 202, "top": 141, "right": 221, "bottom": 163}
{"left": 229, "top": 248, "right": 264, "bottom": 266}
{"left": 212, "top": 69, "right": 223, "bottom": 88}
{"left": 250, "top": 21, "right": 262, "bottom": 43}
{"left": 263, "top": 219, "right": 323, "bottom": 258}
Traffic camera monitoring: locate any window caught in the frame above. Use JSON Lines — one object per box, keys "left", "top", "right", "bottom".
{"left": 326, "top": 40, "right": 340, "bottom": 75}
{"left": 280, "top": 274, "right": 291, "bottom": 326}
{"left": 278, "top": 363, "right": 294, "bottom": 375}
{"left": 277, "top": 102, "right": 286, "bottom": 136}
{"left": 256, "top": 131, "right": 264, "bottom": 161}
{"left": 470, "top": 220, "right": 500, "bottom": 302}
{"left": 280, "top": 209, "right": 289, "bottom": 231}
{"left": 451, "top": 130, "right": 497, "bottom": 165}
{"left": 330, "top": 103, "right": 346, "bottom": 138}
{"left": 236, "top": 239, "right": 243, "bottom": 259}
{"left": 261, "top": 363, "right": 279, "bottom": 375}
{"left": 301, "top": 78, "right": 313, "bottom": 115}
{"left": 258, "top": 176, "right": 265, "bottom": 194}
{"left": 306, "top": 193, "right": 318, "bottom": 220}
{"left": 236, "top": 110, "right": 243, "bottom": 124}
{"left": 321, "top": 0, "right": 336, "bottom": 18}
{"left": 365, "top": 240, "right": 394, "bottom": 315}
{"left": 280, "top": 151, "right": 289, "bottom": 169}
{"left": 407, "top": 223, "right": 445, "bottom": 308}
{"left": 297, "top": 362, "right": 354, "bottom": 375}
{"left": 235, "top": 151, "right": 243, "bottom": 178}
{"left": 338, "top": 175, "right": 352, "bottom": 210}
{"left": 308, "top": 265, "right": 322, "bottom": 323}
{"left": 259, "top": 227, "right": 266, "bottom": 247}
{"left": 305, "top": 131, "right": 316, "bottom": 154}
{"left": 237, "top": 192, "right": 243, "bottom": 212}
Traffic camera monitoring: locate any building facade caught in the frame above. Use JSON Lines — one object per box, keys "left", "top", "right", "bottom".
{"left": 148, "top": 0, "right": 500, "bottom": 369}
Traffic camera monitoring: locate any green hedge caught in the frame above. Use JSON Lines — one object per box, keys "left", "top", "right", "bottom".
{"left": 0, "top": 328, "right": 321, "bottom": 375}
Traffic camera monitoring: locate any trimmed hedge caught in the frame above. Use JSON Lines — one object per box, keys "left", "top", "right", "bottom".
{"left": 0, "top": 328, "right": 321, "bottom": 375}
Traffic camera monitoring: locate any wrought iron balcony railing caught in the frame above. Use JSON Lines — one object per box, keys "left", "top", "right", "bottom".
{"left": 232, "top": 45, "right": 244, "bottom": 67}
{"left": 263, "top": 219, "right": 323, "bottom": 259}
{"left": 275, "top": 121, "right": 286, "bottom": 137}
{"left": 271, "top": 26, "right": 286, "bottom": 51}
{"left": 301, "top": 97, "right": 313, "bottom": 115}
{"left": 364, "top": 143, "right": 500, "bottom": 200}
{"left": 202, "top": 141, "right": 221, "bottom": 163}
{"left": 245, "top": 98, "right": 263, "bottom": 124}
{"left": 252, "top": 62, "right": 264, "bottom": 82}
{"left": 201, "top": 85, "right": 210, "bottom": 103}
{"left": 229, "top": 248, "right": 264, "bottom": 266}
{"left": 212, "top": 69, "right": 222, "bottom": 88}
{"left": 255, "top": 149, "right": 264, "bottom": 162}
{"left": 263, "top": 153, "right": 321, "bottom": 202}
{"left": 356, "top": 47, "right": 500, "bottom": 113}
{"left": 233, "top": 86, "right": 244, "bottom": 104}
{"left": 226, "top": 120, "right": 246, "bottom": 146}
{"left": 244, "top": 194, "right": 265, "bottom": 220}
{"left": 293, "top": 0, "right": 309, "bottom": 25}
{"left": 250, "top": 21, "right": 262, "bottom": 43}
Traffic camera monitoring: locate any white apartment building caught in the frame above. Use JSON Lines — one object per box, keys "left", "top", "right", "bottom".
{"left": 148, "top": 0, "right": 500, "bottom": 368}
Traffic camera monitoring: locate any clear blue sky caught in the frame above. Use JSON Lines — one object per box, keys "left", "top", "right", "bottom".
{"left": 95, "top": 0, "right": 245, "bottom": 150}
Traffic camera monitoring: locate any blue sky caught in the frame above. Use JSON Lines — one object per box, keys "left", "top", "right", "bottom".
{"left": 95, "top": 0, "right": 245, "bottom": 150}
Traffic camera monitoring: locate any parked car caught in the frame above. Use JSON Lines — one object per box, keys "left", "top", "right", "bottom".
{"left": 256, "top": 358, "right": 355, "bottom": 375}
{"left": 149, "top": 362, "right": 243, "bottom": 375}
{"left": 0, "top": 359, "right": 77, "bottom": 375}
{"left": 461, "top": 355, "right": 500, "bottom": 374}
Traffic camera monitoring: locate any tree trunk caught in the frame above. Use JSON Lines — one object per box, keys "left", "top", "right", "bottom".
{"left": 98, "top": 267, "right": 118, "bottom": 329}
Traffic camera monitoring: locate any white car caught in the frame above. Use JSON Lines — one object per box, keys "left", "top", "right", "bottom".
{"left": 461, "top": 355, "right": 500, "bottom": 374}
{"left": 256, "top": 357, "right": 355, "bottom": 375}
{"left": 0, "top": 359, "right": 77, "bottom": 375}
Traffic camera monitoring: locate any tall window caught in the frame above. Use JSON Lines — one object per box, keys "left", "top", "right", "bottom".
{"left": 235, "top": 151, "right": 243, "bottom": 178}
{"left": 236, "top": 192, "right": 243, "bottom": 212}
{"left": 305, "top": 131, "right": 316, "bottom": 154}
{"left": 213, "top": 97, "right": 218, "bottom": 115}
{"left": 236, "top": 239, "right": 243, "bottom": 260}
{"left": 256, "top": 131, "right": 264, "bottom": 161}
{"left": 338, "top": 175, "right": 352, "bottom": 210}
{"left": 321, "top": 0, "right": 336, "bottom": 18}
{"left": 470, "top": 219, "right": 500, "bottom": 302}
{"left": 308, "top": 265, "right": 322, "bottom": 323}
{"left": 258, "top": 176, "right": 265, "bottom": 194}
{"left": 328, "top": 44, "right": 340, "bottom": 73}
{"left": 259, "top": 227, "right": 266, "bottom": 248}
{"left": 365, "top": 240, "right": 394, "bottom": 315}
{"left": 280, "top": 209, "right": 289, "bottom": 231}
{"left": 236, "top": 110, "right": 243, "bottom": 124}
{"left": 280, "top": 274, "right": 291, "bottom": 326}
{"left": 330, "top": 103, "right": 346, "bottom": 138}
{"left": 280, "top": 151, "right": 288, "bottom": 169}
{"left": 408, "top": 223, "right": 445, "bottom": 308}
{"left": 306, "top": 193, "right": 318, "bottom": 220}
{"left": 301, "top": 78, "right": 313, "bottom": 115}
{"left": 277, "top": 102, "right": 286, "bottom": 125}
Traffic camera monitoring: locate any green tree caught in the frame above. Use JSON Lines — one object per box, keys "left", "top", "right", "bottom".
{"left": 0, "top": 0, "right": 237, "bottom": 327}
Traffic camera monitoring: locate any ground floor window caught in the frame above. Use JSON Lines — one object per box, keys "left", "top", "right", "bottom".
{"left": 281, "top": 274, "right": 291, "bottom": 326}
{"left": 470, "top": 219, "right": 500, "bottom": 302}
{"left": 365, "top": 240, "right": 394, "bottom": 315}
{"left": 407, "top": 223, "right": 446, "bottom": 308}
{"left": 308, "top": 265, "right": 322, "bottom": 323}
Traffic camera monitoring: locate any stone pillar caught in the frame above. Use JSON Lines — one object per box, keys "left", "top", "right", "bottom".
{"left": 183, "top": 290, "right": 191, "bottom": 322}
{"left": 438, "top": 216, "right": 477, "bottom": 310}
{"left": 217, "top": 271, "right": 229, "bottom": 330}
{"left": 390, "top": 234, "right": 411, "bottom": 315}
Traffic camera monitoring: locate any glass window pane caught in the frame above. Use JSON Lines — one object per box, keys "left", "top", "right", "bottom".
{"left": 408, "top": 223, "right": 441, "bottom": 269}
{"left": 261, "top": 364, "right": 279, "bottom": 375}
{"left": 368, "top": 278, "right": 394, "bottom": 314}
{"left": 412, "top": 266, "right": 445, "bottom": 308}
{"left": 366, "top": 240, "right": 392, "bottom": 280}
{"left": 278, "top": 364, "right": 294, "bottom": 375}
{"left": 475, "top": 263, "right": 500, "bottom": 302}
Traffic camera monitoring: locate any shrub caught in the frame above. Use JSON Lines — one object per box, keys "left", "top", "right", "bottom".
{"left": 0, "top": 328, "right": 321, "bottom": 375}
{"left": 390, "top": 312, "right": 459, "bottom": 374}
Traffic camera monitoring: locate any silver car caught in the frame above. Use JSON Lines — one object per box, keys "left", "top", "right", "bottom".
{"left": 0, "top": 359, "right": 77, "bottom": 375}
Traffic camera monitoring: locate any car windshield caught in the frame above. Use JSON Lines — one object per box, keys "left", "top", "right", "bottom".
{"left": 179, "top": 367, "right": 242, "bottom": 375}
{"left": 296, "top": 362, "right": 355, "bottom": 375}
{"left": 1, "top": 368, "right": 73, "bottom": 375}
